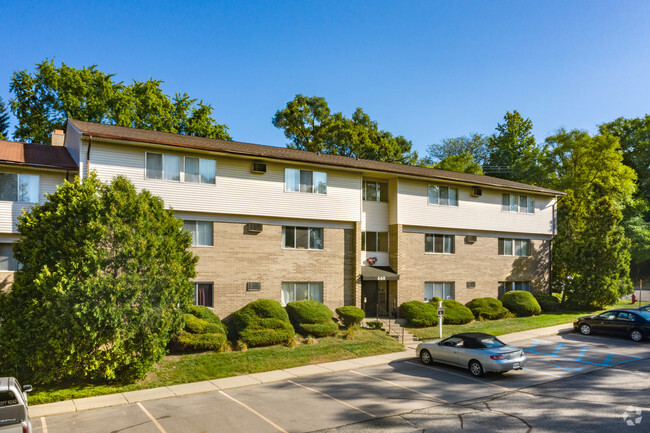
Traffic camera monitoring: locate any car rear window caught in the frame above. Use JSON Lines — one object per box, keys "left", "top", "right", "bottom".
{"left": 480, "top": 338, "right": 505, "bottom": 348}
{"left": 637, "top": 310, "right": 650, "bottom": 320}
{"left": 0, "top": 391, "right": 18, "bottom": 407}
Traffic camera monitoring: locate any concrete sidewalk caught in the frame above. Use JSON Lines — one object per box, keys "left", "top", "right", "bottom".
{"left": 29, "top": 323, "right": 574, "bottom": 418}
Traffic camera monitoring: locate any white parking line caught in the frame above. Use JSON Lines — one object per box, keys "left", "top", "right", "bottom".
{"left": 40, "top": 417, "right": 48, "bottom": 433}
{"left": 219, "top": 391, "right": 289, "bottom": 433}
{"left": 350, "top": 370, "right": 448, "bottom": 402}
{"left": 288, "top": 380, "right": 376, "bottom": 418}
{"left": 136, "top": 402, "right": 168, "bottom": 433}
{"left": 521, "top": 367, "right": 562, "bottom": 377}
{"left": 404, "top": 361, "right": 512, "bottom": 391}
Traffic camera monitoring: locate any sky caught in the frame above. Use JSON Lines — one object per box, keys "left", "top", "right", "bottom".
{"left": 2, "top": 1, "right": 650, "bottom": 158}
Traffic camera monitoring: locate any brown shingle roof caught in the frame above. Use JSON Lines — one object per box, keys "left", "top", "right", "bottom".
{"left": 0, "top": 140, "right": 78, "bottom": 171}
{"left": 68, "top": 119, "right": 563, "bottom": 196}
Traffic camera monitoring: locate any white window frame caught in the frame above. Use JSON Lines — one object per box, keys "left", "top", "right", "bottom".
{"left": 498, "top": 238, "right": 531, "bottom": 257}
{"left": 363, "top": 181, "right": 388, "bottom": 202}
{"left": 145, "top": 152, "right": 181, "bottom": 182}
{"left": 282, "top": 226, "right": 324, "bottom": 250}
{"left": 0, "top": 243, "right": 18, "bottom": 271}
{"left": 428, "top": 185, "right": 459, "bottom": 207}
{"left": 183, "top": 220, "right": 214, "bottom": 246}
{"left": 194, "top": 282, "right": 214, "bottom": 307}
{"left": 424, "top": 282, "right": 455, "bottom": 301}
{"left": 425, "top": 234, "right": 455, "bottom": 254}
{"left": 284, "top": 168, "right": 327, "bottom": 194}
{"left": 281, "top": 282, "right": 323, "bottom": 305}
{"left": 183, "top": 156, "right": 216, "bottom": 185}
{"left": 498, "top": 281, "right": 531, "bottom": 297}
{"left": 502, "top": 194, "right": 535, "bottom": 213}
{"left": 0, "top": 173, "right": 39, "bottom": 203}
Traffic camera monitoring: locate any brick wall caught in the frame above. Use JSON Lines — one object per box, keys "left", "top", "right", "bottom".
{"left": 395, "top": 226, "right": 551, "bottom": 306}
{"left": 193, "top": 222, "right": 354, "bottom": 318}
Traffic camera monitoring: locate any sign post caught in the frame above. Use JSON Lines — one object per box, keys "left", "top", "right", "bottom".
{"left": 437, "top": 301, "right": 445, "bottom": 339}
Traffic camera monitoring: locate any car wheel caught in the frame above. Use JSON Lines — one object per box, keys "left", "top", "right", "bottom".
{"left": 630, "top": 329, "right": 643, "bottom": 342}
{"left": 420, "top": 349, "right": 433, "bottom": 365}
{"left": 579, "top": 323, "right": 591, "bottom": 336}
{"left": 469, "top": 360, "right": 484, "bottom": 377}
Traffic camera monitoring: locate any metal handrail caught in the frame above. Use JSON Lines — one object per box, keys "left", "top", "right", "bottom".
{"left": 375, "top": 304, "right": 393, "bottom": 339}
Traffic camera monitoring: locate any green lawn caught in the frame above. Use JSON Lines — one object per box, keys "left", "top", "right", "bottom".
{"left": 409, "top": 300, "right": 649, "bottom": 341}
{"left": 29, "top": 329, "right": 404, "bottom": 405}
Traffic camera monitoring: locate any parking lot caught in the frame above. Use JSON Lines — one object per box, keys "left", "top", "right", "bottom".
{"left": 33, "top": 333, "right": 649, "bottom": 433}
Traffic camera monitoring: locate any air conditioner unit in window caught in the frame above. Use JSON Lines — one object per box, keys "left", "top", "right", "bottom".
{"left": 466, "top": 235, "right": 477, "bottom": 243}
{"left": 246, "top": 282, "right": 261, "bottom": 291}
{"left": 251, "top": 161, "right": 267, "bottom": 174}
{"left": 466, "top": 281, "right": 476, "bottom": 289}
{"left": 471, "top": 187, "right": 483, "bottom": 197}
{"left": 247, "top": 223, "right": 263, "bottom": 233}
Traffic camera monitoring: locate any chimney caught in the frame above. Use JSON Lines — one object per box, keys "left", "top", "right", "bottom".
{"left": 51, "top": 129, "right": 65, "bottom": 146}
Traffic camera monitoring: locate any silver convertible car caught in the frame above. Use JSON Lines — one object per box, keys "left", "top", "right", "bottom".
{"left": 416, "top": 332, "right": 527, "bottom": 377}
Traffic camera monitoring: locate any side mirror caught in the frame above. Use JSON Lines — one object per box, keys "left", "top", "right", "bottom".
{"left": 22, "top": 385, "right": 32, "bottom": 393}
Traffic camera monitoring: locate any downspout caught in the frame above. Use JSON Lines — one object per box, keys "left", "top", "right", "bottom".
{"left": 85, "top": 135, "right": 93, "bottom": 180}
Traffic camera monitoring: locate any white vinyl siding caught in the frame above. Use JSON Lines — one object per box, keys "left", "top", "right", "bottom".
{"left": 424, "top": 282, "right": 455, "bottom": 301}
{"left": 281, "top": 282, "right": 323, "bottom": 305}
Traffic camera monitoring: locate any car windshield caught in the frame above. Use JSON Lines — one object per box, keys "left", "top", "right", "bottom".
{"left": 480, "top": 337, "right": 505, "bottom": 348}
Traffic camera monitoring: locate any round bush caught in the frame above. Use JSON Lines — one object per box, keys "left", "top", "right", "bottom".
{"left": 170, "top": 306, "right": 228, "bottom": 352}
{"left": 501, "top": 291, "right": 542, "bottom": 317}
{"left": 286, "top": 300, "right": 338, "bottom": 337}
{"left": 534, "top": 294, "right": 561, "bottom": 313}
{"left": 465, "top": 297, "right": 511, "bottom": 320}
{"left": 172, "top": 330, "right": 226, "bottom": 352}
{"left": 399, "top": 301, "right": 438, "bottom": 327}
{"left": 432, "top": 300, "right": 474, "bottom": 325}
{"left": 335, "top": 306, "right": 365, "bottom": 328}
{"left": 231, "top": 299, "right": 295, "bottom": 347}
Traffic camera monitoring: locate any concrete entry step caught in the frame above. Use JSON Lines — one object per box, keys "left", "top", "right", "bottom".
{"left": 363, "top": 317, "right": 419, "bottom": 346}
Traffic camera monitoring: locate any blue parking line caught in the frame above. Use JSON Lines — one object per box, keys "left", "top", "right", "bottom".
{"left": 576, "top": 348, "right": 587, "bottom": 362}
{"left": 526, "top": 339, "right": 642, "bottom": 367}
{"left": 603, "top": 353, "right": 614, "bottom": 367}
{"left": 551, "top": 344, "right": 563, "bottom": 356}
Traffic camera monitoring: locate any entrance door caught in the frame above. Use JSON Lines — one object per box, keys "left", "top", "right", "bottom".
{"left": 362, "top": 280, "right": 378, "bottom": 317}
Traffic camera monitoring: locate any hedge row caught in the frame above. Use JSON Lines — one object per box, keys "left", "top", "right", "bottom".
{"left": 169, "top": 305, "right": 228, "bottom": 352}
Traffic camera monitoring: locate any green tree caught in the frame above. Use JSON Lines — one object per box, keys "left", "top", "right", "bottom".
{"left": 486, "top": 110, "right": 547, "bottom": 184}
{"left": 424, "top": 133, "right": 489, "bottom": 166}
{"left": 0, "top": 97, "right": 10, "bottom": 140}
{"left": 0, "top": 174, "right": 197, "bottom": 382}
{"left": 435, "top": 152, "right": 484, "bottom": 174}
{"left": 9, "top": 59, "right": 230, "bottom": 145}
{"left": 273, "top": 94, "right": 418, "bottom": 164}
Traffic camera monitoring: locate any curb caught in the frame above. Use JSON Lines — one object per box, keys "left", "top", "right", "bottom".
{"left": 29, "top": 323, "right": 574, "bottom": 418}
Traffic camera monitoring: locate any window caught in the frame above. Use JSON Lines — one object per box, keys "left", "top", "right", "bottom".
{"left": 425, "top": 234, "right": 455, "bottom": 254}
{"left": 194, "top": 283, "right": 213, "bottom": 307}
{"left": 183, "top": 220, "right": 213, "bottom": 246}
{"left": 502, "top": 194, "right": 535, "bottom": 213}
{"left": 282, "top": 227, "right": 323, "bottom": 250}
{"left": 498, "top": 281, "right": 531, "bottom": 297}
{"left": 0, "top": 173, "right": 39, "bottom": 203}
{"left": 281, "top": 282, "right": 323, "bottom": 305}
{"left": 363, "top": 181, "right": 388, "bottom": 202}
{"left": 425, "top": 282, "right": 455, "bottom": 301}
{"left": 362, "top": 232, "right": 388, "bottom": 252}
{"left": 146, "top": 153, "right": 180, "bottom": 181}
{"left": 428, "top": 185, "right": 458, "bottom": 206}
{"left": 184, "top": 157, "right": 216, "bottom": 184}
{"left": 285, "top": 168, "right": 326, "bottom": 194}
{"left": 0, "top": 243, "right": 17, "bottom": 271}
{"left": 498, "top": 238, "right": 531, "bottom": 256}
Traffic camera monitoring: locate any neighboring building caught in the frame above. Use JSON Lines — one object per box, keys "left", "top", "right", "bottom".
{"left": 0, "top": 120, "right": 564, "bottom": 318}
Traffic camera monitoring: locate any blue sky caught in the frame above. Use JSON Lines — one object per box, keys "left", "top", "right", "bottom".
{"left": 2, "top": 1, "right": 649, "bottom": 158}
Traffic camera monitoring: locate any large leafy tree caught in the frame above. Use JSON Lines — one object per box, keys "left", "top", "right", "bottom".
{"left": 424, "top": 133, "right": 489, "bottom": 167}
{"left": 273, "top": 94, "right": 418, "bottom": 164}
{"left": 544, "top": 130, "right": 636, "bottom": 306}
{"left": 0, "top": 97, "right": 9, "bottom": 140}
{"left": 434, "top": 152, "right": 484, "bottom": 174}
{"left": 485, "top": 110, "right": 548, "bottom": 184}
{"left": 9, "top": 59, "right": 231, "bottom": 145}
{"left": 0, "top": 174, "right": 197, "bottom": 382}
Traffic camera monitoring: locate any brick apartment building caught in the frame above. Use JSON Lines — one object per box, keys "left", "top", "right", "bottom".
{"left": 0, "top": 119, "right": 563, "bottom": 318}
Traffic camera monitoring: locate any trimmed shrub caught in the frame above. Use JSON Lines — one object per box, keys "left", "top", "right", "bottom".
{"left": 430, "top": 296, "right": 442, "bottom": 303}
{"left": 170, "top": 306, "right": 227, "bottom": 352}
{"left": 433, "top": 300, "right": 474, "bottom": 325}
{"left": 366, "top": 320, "right": 384, "bottom": 330}
{"left": 535, "top": 294, "right": 561, "bottom": 312}
{"left": 501, "top": 291, "right": 542, "bottom": 317}
{"left": 465, "top": 297, "right": 511, "bottom": 320}
{"left": 399, "top": 301, "right": 438, "bottom": 327}
{"left": 335, "top": 306, "right": 365, "bottom": 328}
{"left": 286, "top": 300, "right": 338, "bottom": 337}
{"left": 231, "top": 299, "right": 295, "bottom": 347}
